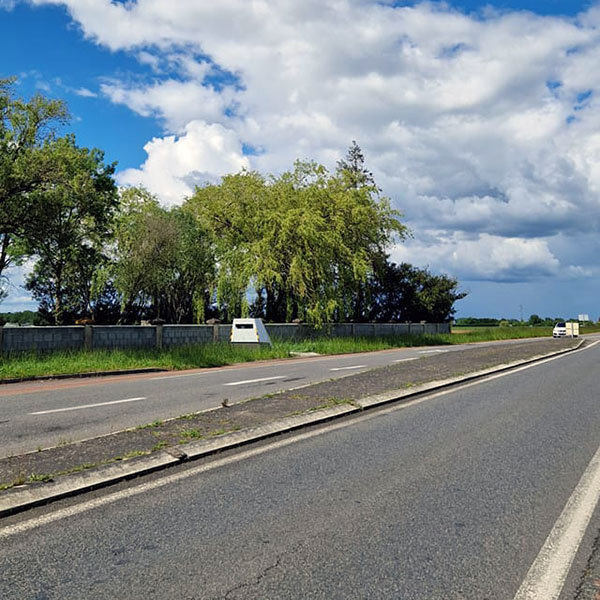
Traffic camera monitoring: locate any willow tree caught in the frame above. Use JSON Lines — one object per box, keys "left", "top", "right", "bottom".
{"left": 187, "top": 155, "right": 407, "bottom": 324}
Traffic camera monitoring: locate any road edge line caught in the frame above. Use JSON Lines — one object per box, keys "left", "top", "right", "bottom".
{"left": 512, "top": 442, "right": 600, "bottom": 600}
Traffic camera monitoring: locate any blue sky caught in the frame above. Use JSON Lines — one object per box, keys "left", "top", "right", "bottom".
{"left": 2, "top": 0, "right": 600, "bottom": 320}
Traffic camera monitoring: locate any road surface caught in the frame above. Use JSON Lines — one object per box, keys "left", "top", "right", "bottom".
{"left": 0, "top": 337, "right": 552, "bottom": 457}
{"left": 0, "top": 338, "right": 599, "bottom": 598}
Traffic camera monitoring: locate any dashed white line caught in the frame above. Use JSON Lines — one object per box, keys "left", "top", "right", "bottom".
{"left": 29, "top": 397, "right": 147, "bottom": 415}
{"left": 223, "top": 376, "right": 286, "bottom": 386}
{"left": 393, "top": 357, "right": 419, "bottom": 363}
{"left": 419, "top": 349, "right": 447, "bottom": 354}
{"left": 329, "top": 365, "right": 366, "bottom": 372}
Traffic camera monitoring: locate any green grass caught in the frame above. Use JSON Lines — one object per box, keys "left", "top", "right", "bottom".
{"left": 1, "top": 325, "right": 598, "bottom": 380}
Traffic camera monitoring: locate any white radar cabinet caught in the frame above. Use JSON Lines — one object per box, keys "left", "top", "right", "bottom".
{"left": 230, "top": 318, "right": 272, "bottom": 347}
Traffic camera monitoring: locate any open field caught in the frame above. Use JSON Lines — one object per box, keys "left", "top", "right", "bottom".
{"left": 1, "top": 325, "right": 599, "bottom": 380}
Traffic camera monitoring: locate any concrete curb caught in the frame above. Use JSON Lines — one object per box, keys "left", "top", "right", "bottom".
{"left": 0, "top": 339, "right": 585, "bottom": 518}
{"left": 0, "top": 367, "right": 168, "bottom": 385}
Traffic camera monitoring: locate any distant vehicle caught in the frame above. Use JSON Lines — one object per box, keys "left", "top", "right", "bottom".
{"left": 552, "top": 322, "right": 579, "bottom": 338}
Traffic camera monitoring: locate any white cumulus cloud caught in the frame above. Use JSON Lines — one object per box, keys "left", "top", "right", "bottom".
{"left": 117, "top": 120, "right": 250, "bottom": 205}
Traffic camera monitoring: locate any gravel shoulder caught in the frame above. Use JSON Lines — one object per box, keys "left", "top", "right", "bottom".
{"left": 0, "top": 337, "right": 580, "bottom": 491}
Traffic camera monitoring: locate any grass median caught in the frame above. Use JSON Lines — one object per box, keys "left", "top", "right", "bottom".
{"left": 1, "top": 325, "right": 598, "bottom": 380}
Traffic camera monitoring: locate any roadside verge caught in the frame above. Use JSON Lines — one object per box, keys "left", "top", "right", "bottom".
{"left": 0, "top": 337, "right": 583, "bottom": 517}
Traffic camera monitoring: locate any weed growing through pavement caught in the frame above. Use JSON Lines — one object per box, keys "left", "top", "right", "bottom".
{"left": 177, "top": 413, "right": 197, "bottom": 421}
{"left": 28, "top": 473, "right": 53, "bottom": 483}
{"left": 120, "top": 450, "right": 149, "bottom": 460}
{"left": 178, "top": 429, "right": 204, "bottom": 443}
{"left": 135, "top": 420, "right": 164, "bottom": 430}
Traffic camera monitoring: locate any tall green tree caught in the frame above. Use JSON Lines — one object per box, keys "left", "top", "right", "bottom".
{"left": 188, "top": 156, "right": 406, "bottom": 324}
{"left": 0, "top": 77, "right": 68, "bottom": 294}
{"left": 334, "top": 141, "right": 406, "bottom": 321}
{"left": 112, "top": 187, "right": 214, "bottom": 323}
{"left": 23, "top": 136, "right": 118, "bottom": 324}
{"left": 360, "top": 260, "right": 467, "bottom": 323}
{"left": 336, "top": 140, "right": 377, "bottom": 191}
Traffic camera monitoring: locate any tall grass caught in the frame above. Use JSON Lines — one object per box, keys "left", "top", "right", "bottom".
{"left": 1, "top": 325, "right": 597, "bottom": 380}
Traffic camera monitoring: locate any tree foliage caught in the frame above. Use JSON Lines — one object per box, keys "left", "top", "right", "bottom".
{"left": 0, "top": 77, "right": 68, "bottom": 288}
{"left": 188, "top": 155, "right": 407, "bottom": 324}
{"left": 0, "top": 98, "right": 468, "bottom": 327}
{"left": 112, "top": 187, "right": 215, "bottom": 323}
{"left": 23, "top": 136, "right": 118, "bottom": 324}
{"left": 357, "top": 259, "right": 467, "bottom": 323}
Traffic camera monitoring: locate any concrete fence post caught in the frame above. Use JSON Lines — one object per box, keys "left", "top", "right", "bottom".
{"left": 155, "top": 323, "right": 163, "bottom": 350}
{"left": 206, "top": 318, "right": 221, "bottom": 343}
{"left": 84, "top": 325, "right": 93, "bottom": 351}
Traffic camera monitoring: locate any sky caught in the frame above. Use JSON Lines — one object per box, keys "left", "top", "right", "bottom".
{"left": 1, "top": 0, "right": 599, "bottom": 320}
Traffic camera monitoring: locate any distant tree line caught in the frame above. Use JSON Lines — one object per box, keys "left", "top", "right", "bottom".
{"left": 455, "top": 315, "right": 595, "bottom": 327}
{"left": 1, "top": 79, "right": 466, "bottom": 325}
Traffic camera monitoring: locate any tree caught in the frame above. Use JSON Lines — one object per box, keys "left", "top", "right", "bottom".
{"left": 336, "top": 140, "right": 377, "bottom": 191}
{"left": 359, "top": 260, "right": 467, "bottom": 323}
{"left": 26, "top": 246, "right": 120, "bottom": 325}
{"left": 188, "top": 158, "right": 407, "bottom": 324}
{"left": 334, "top": 142, "right": 405, "bottom": 320}
{"left": 112, "top": 188, "right": 215, "bottom": 323}
{"left": 23, "top": 136, "right": 118, "bottom": 324}
{"left": 0, "top": 78, "right": 68, "bottom": 286}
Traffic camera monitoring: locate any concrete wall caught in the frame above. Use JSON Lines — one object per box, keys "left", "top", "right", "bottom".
{"left": 1, "top": 326, "right": 84, "bottom": 353}
{"left": 0, "top": 321, "right": 450, "bottom": 354}
{"left": 92, "top": 326, "right": 157, "bottom": 350}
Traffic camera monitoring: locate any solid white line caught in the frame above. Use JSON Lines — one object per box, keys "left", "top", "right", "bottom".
{"left": 393, "top": 357, "right": 419, "bottom": 363}
{"left": 330, "top": 365, "right": 366, "bottom": 371}
{"left": 4, "top": 341, "right": 596, "bottom": 541}
{"left": 29, "top": 397, "right": 147, "bottom": 415}
{"left": 223, "top": 376, "right": 286, "bottom": 386}
{"left": 151, "top": 373, "right": 205, "bottom": 381}
{"left": 513, "top": 442, "right": 600, "bottom": 600}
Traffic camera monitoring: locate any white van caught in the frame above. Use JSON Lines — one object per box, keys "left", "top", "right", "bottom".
{"left": 552, "top": 322, "right": 579, "bottom": 338}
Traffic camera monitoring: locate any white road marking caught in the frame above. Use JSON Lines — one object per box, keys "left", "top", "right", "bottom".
{"left": 29, "top": 397, "right": 147, "bottom": 415}
{"left": 223, "top": 376, "right": 286, "bottom": 386}
{"left": 513, "top": 442, "right": 600, "bottom": 600}
{"left": 419, "top": 349, "right": 447, "bottom": 354}
{"left": 330, "top": 365, "right": 366, "bottom": 371}
{"left": 393, "top": 357, "right": 419, "bottom": 363}
{"left": 3, "top": 341, "right": 597, "bottom": 542}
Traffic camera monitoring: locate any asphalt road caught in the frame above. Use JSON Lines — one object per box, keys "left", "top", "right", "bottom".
{"left": 0, "top": 337, "right": 553, "bottom": 457}
{"left": 1, "top": 339, "right": 599, "bottom": 599}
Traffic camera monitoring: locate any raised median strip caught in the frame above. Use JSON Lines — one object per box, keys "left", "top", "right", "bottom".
{"left": 0, "top": 337, "right": 584, "bottom": 517}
